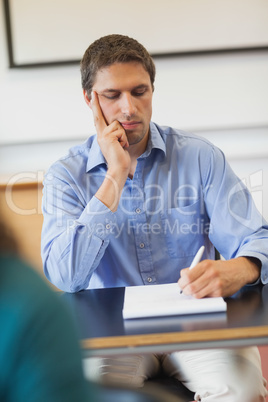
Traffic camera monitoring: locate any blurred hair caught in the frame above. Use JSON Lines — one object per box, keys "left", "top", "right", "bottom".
{"left": 0, "top": 221, "right": 18, "bottom": 254}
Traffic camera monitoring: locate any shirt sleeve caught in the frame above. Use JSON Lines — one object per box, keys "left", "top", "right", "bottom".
{"left": 41, "top": 171, "right": 116, "bottom": 292}
{"left": 201, "top": 145, "right": 268, "bottom": 284}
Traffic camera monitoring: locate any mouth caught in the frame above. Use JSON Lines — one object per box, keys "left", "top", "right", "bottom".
{"left": 120, "top": 121, "right": 141, "bottom": 131}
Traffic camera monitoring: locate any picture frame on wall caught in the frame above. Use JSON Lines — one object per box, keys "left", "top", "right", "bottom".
{"left": 4, "top": 0, "right": 268, "bottom": 68}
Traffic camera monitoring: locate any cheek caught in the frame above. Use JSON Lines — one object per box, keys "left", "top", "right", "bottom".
{"left": 98, "top": 101, "right": 115, "bottom": 124}
{"left": 143, "top": 99, "right": 152, "bottom": 119}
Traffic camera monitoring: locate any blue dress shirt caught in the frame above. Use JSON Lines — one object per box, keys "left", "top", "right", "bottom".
{"left": 41, "top": 122, "right": 268, "bottom": 292}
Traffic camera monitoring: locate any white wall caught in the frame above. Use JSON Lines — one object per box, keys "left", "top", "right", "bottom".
{"left": 9, "top": 0, "right": 268, "bottom": 64}
{"left": 1, "top": 1, "right": 268, "bottom": 144}
{"left": 1, "top": 1, "right": 268, "bottom": 220}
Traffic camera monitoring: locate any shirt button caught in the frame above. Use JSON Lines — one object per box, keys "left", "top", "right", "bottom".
{"left": 135, "top": 208, "right": 141, "bottom": 214}
{"left": 105, "top": 224, "right": 111, "bottom": 230}
{"left": 139, "top": 243, "right": 145, "bottom": 248}
{"left": 147, "top": 277, "right": 152, "bottom": 283}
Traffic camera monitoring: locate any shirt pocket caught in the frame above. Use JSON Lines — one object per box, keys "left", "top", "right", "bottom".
{"left": 160, "top": 200, "right": 208, "bottom": 259}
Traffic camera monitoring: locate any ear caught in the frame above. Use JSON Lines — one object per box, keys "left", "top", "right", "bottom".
{"left": 83, "top": 90, "right": 92, "bottom": 109}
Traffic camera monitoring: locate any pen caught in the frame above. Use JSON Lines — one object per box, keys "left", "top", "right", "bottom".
{"left": 180, "top": 245, "right": 205, "bottom": 293}
{"left": 189, "top": 245, "right": 205, "bottom": 270}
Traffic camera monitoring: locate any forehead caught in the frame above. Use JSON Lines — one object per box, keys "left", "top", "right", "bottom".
{"left": 93, "top": 62, "right": 151, "bottom": 89}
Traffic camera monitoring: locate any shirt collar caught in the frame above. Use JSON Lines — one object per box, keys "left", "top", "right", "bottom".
{"left": 86, "top": 136, "right": 106, "bottom": 172}
{"left": 86, "top": 122, "right": 166, "bottom": 172}
{"left": 143, "top": 122, "right": 166, "bottom": 157}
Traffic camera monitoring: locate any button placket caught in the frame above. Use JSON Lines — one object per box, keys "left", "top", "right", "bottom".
{"left": 131, "top": 160, "right": 156, "bottom": 285}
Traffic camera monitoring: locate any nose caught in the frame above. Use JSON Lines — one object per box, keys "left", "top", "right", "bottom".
{"left": 120, "top": 93, "right": 137, "bottom": 116}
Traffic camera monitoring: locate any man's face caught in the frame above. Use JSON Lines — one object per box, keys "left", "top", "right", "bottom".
{"left": 91, "top": 62, "right": 153, "bottom": 147}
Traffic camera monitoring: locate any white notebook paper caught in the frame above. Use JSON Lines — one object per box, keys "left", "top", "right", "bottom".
{"left": 122, "top": 283, "right": 227, "bottom": 319}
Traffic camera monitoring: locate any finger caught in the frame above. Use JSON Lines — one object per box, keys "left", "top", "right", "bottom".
{"left": 102, "top": 120, "right": 129, "bottom": 149}
{"left": 181, "top": 263, "right": 222, "bottom": 298}
{"left": 178, "top": 265, "right": 205, "bottom": 295}
{"left": 116, "top": 126, "right": 129, "bottom": 148}
{"left": 91, "top": 91, "right": 107, "bottom": 133}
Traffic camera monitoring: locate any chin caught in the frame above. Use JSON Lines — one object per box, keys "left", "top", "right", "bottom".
{"left": 127, "top": 135, "right": 145, "bottom": 146}
{"left": 126, "top": 129, "right": 148, "bottom": 146}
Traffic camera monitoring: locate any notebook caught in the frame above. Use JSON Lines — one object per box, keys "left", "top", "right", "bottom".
{"left": 122, "top": 283, "right": 227, "bottom": 319}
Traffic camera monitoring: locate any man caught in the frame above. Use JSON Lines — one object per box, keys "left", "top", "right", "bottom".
{"left": 41, "top": 34, "right": 268, "bottom": 401}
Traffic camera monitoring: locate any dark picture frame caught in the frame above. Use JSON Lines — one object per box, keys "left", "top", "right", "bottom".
{"left": 4, "top": 0, "right": 268, "bottom": 69}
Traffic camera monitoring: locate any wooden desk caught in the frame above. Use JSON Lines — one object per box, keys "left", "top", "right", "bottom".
{"left": 63, "top": 284, "right": 268, "bottom": 357}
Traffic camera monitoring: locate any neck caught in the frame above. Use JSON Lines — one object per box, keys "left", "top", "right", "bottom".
{"left": 128, "top": 128, "right": 149, "bottom": 158}
{"left": 127, "top": 128, "right": 150, "bottom": 178}
{"left": 128, "top": 159, "right": 137, "bottom": 179}
{"left": 127, "top": 138, "right": 148, "bottom": 179}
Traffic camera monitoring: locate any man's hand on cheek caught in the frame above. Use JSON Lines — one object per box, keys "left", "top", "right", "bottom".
{"left": 91, "top": 91, "right": 131, "bottom": 174}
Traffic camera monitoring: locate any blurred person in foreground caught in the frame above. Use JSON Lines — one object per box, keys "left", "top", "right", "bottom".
{"left": 0, "top": 221, "right": 95, "bottom": 402}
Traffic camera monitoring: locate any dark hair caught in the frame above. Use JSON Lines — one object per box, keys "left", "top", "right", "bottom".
{"left": 0, "top": 222, "right": 18, "bottom": 254}
{"left": 80, "top": 34, "right": 156, "bottom": 97}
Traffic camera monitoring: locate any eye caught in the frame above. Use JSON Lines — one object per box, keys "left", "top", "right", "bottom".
{"left": 132, "top": 89, "right": 147, "bottom": 97}
{"left": 103, "top": 93, "right": 120, "bottom": 100}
